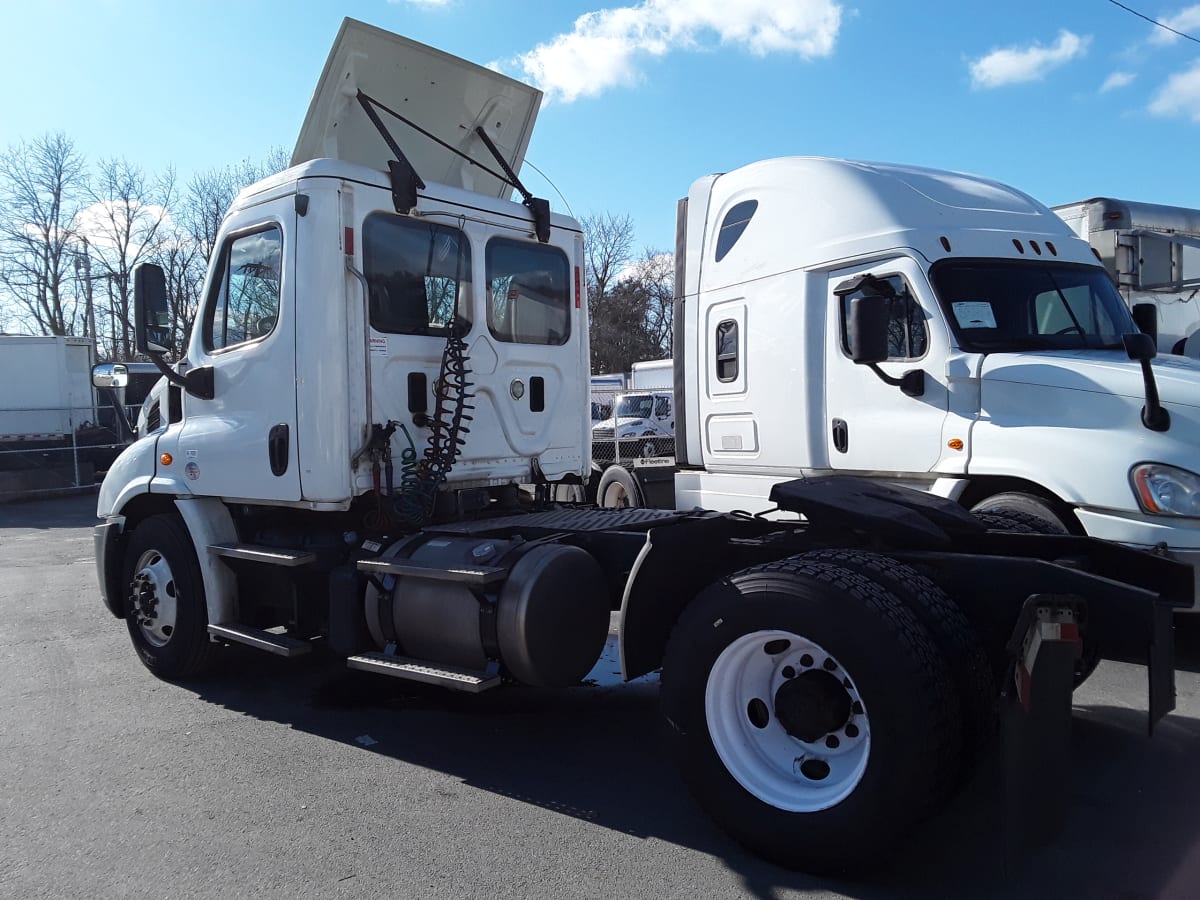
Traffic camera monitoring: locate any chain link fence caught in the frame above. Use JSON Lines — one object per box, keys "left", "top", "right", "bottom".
{"left": 589, "top": 368, "right": 676, "bottom": 469}
{"left": 0, "top": 399, "right": 131, "bottom": 501}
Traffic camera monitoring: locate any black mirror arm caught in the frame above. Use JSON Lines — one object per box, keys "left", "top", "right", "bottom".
{"left": 864, "top": 363, "right": 925, "bottom": 398}
{"left": 1123, "top": 332, "right": 1170, "bottom": 432}
{"left": 147, "top": 352, "right": 215, "bottom": 401}
{"left": 1136, "top": 358, "right": 1170, "bottom": 432}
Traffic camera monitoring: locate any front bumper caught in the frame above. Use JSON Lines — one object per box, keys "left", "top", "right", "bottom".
{"left": 1076, "top": 507, "right": 1200, "bottom": 611}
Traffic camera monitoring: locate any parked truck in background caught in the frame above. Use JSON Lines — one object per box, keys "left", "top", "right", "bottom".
{"left": 592, "top": 159, "right": 1200, "bottom": 612}
{"left": 1053, "top": 197, "right": 1200, "bottom": 357}
{"left": 0, "top": 334, "right": 109, "bottom": 495}
{"left": 90, "top": 19, "right": 1190, "bottom": 873}
{"left": 590, "top": 357, "right": 675, "bottom": 506}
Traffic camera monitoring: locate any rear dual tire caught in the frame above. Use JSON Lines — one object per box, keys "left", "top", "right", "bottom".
{"left": 661, "top": 558, "right": 961, "bottom": 873}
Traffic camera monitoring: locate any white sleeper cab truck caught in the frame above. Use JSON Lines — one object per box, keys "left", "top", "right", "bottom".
{"left": 93, "top": 21, "right": 1190, "bottom": 874}
{"left": 1053, "top": 197, "right": 1200, "bottom": 357}
{"left": 654, "top": 157, "right": 1200, "bottom": 610}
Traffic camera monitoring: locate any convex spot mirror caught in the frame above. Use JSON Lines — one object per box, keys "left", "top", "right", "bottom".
{"left": 92, "top": 363, "right": 129, "bottom": 389}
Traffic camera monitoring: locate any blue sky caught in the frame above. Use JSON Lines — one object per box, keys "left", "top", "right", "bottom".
{"left": 2, "top": 0, "right": 1199, "bottom": 253}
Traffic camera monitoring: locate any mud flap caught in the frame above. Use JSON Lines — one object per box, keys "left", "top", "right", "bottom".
{"left": 1148, "top": 601, "right": 1176, "bottom": 735}
{"left": 1002, "top": 595, "right": 1082, "bottom": 869}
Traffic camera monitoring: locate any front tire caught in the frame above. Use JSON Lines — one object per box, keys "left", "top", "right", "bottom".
{"left": 597, "top": 466, "right": 643, "bottom": 509}
{"left": 661, "top": 559, "right": 960, "bottom": 873}
{"left": 121, "top": 513, "right": 215, "bottom": 679}
{"left": 970, "top": 492, "right": 1069, "bottom": 534}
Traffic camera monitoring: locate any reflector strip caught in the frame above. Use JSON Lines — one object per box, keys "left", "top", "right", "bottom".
{"left": 344, "top": 227, "right": 355, "bottom": 257}
{"left": 574, "top": 266, "right": 581, "bottom": 309}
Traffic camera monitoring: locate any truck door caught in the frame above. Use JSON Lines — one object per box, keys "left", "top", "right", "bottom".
{"left": 823, "top": 260, "right": 950, "bottom": 474}
{"left": 159, "top": 196, "right": 300, "bottom": 501}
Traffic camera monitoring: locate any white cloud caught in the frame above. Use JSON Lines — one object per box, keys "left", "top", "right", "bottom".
{"left": 513, "top": 0, "right": 842, "bottom": 103}
{"left": 1100, "top": 70, "right": 1136, "bottom": 93}
{"left": 1148, "top": 4, "right": 1200, "bottom": 45}
{"left": 73, "top": 200, "right": 177, "bottom": 259}
{"left": 968, "top": 30, "right": 1090, "bottom": 89}
{"left": 1148, "top": 60, "right": 1200, "bottom": 121}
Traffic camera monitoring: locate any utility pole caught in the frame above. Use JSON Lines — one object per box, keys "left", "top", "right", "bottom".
{"left": 74, "top": 237, "right": 98, "bottom": 351}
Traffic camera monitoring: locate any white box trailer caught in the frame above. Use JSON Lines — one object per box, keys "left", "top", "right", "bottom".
{"left": 1053, "top": 197, "right": 1200, "bottom": 355}
{"left": 629, "top": 357, "right": 673, "bottom": 390}
{"left": 0, "top": 335, "right": 95, "bottom": 441}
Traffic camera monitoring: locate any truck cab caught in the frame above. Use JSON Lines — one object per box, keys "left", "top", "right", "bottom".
{"left": 671, "top": 158, "right": 1200, "bottom": 607}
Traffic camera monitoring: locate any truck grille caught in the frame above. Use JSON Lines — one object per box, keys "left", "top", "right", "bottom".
{"left": 592, "top": 427, "right": 614, "bottom": 440}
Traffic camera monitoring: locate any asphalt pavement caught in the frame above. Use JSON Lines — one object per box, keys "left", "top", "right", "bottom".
{"left": 1, "top": 493, "right": 1198, "bottom": 899}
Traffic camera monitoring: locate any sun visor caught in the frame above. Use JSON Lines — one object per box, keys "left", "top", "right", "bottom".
{"left": 292, "top": 18, "right": 542, "bottom": 200}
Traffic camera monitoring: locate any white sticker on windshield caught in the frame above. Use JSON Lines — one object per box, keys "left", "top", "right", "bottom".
{"left": 952, "top": 301, "right": 997, "bottom": 329}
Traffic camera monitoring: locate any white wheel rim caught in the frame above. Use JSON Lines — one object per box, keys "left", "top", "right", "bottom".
{"left": 130, "top": 548, "right": 179, "bottom": 648}
{"left": 705, "top": 630, "right": 870, "bottom": 812}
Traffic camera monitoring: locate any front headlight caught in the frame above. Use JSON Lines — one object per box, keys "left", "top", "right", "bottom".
{"left": 1131, "top": 463, "right": 1200, "bottom": 517}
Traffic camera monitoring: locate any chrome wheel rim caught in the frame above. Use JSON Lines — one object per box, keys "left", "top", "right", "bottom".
{"left": 129, "top": 548, "right": 179, "bottom": 648}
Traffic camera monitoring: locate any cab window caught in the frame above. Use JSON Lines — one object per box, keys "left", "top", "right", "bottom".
{"left": 364, "top": 214, "right": 472, "bottom": 336}
{"left": 204, "top": 226, "right": 282, "bottom": 351}
{"left": 486, "top": 238, "right": 571, "bottom": 345}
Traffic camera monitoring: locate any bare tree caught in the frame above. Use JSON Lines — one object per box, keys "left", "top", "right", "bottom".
{"left": 80, "top": 159, "right": 176, "bottom": 359}
{"left": 628, "top": 248, "right": 674, "bottom": 356}
{"left": 582, "top": 213, "right": 636, "bottom": 373}
{"left": 582, "top": 212, "right": 635, "bottom": 308}
{"left": 0, "top": 133, "right": 87, "bottom": 335}
{"left": 182, "top": 149, "right": 290, "bottom": 263}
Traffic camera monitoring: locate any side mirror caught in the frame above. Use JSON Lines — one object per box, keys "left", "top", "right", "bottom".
{"left": 133, "top": 261, "right": 215, "bottom": 400}
{"left": 1131, "top": 303, "right": 1158, "bottom": 343}
{"left": 134, "top": 263, "right": 171, "bottom": 355}
{"left": 1123, "top": 331, "right": 1157, "bottom": 362}
{"left": 847, "top": 295, "right": 890, "bottom": 364}
{"left": 92, "top": 363, "right": 129, "bottom": 389}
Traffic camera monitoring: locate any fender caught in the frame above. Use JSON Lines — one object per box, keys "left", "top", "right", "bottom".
{"left": 174, "top": 497, "right": 239, "bottom": 627}
{"left": 98, "top": 436, "right": 159, "bottom": 518}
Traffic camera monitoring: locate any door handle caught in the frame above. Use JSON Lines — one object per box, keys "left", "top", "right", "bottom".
{"left": 832, "top": 418, "right": 849, "bottom": 454}
{"left": 268, "top": 423, "right": 289, "bottom": 476}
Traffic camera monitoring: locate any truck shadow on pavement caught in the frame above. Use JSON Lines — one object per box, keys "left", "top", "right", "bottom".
{"left": 183, "top": 624, "right": 1200, "bottom": 900}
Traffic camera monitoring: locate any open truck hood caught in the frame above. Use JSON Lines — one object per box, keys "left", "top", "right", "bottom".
{"left": 292, "top": 18, "right": 542, "bottom": 200}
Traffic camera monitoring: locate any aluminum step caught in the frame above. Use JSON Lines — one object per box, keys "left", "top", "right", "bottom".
{"left": 209, "top": 542, "right": 316, "bottom": 567}
{"left": 208, "top": 623, "right": 312, "bottom": 657}
{"left": 347, "top": 653, "right": 500, "bottom": 692}
{"left": 357, "top": 558, "right": 506, "bottom": 587}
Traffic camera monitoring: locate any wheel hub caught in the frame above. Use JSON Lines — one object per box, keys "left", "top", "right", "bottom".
{"left": 128, "top": 549, "right": 179, "bottom": 648}
{"left": 774, "top": 670, "right": 853, "bottom": 742}
{"left": 130, "top": 572, "right": 160, "bottom": 626}
{"left": 705, "top": 629, "right": 871, "bottom": 812}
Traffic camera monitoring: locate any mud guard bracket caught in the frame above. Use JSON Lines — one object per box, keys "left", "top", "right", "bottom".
{"left": 1002, "top": 595, "right": 1083, "bottom": 866}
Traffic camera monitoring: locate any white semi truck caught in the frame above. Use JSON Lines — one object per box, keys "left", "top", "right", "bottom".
{"left": 593, "top": 160, "right": 1200, "bottom": 611}
{"left": 92, "top": 19, "right": 1189, "bottom": 873}
{"left": 1053, "top": 196, "right": 1200, "bottom": 356}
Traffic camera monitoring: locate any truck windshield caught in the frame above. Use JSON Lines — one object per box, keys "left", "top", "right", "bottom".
{"left": 930, "top": 259, "right": 1136, "bottom": 352}
{"left": 615, "top": 394, "right": 654, "bottom": 419}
